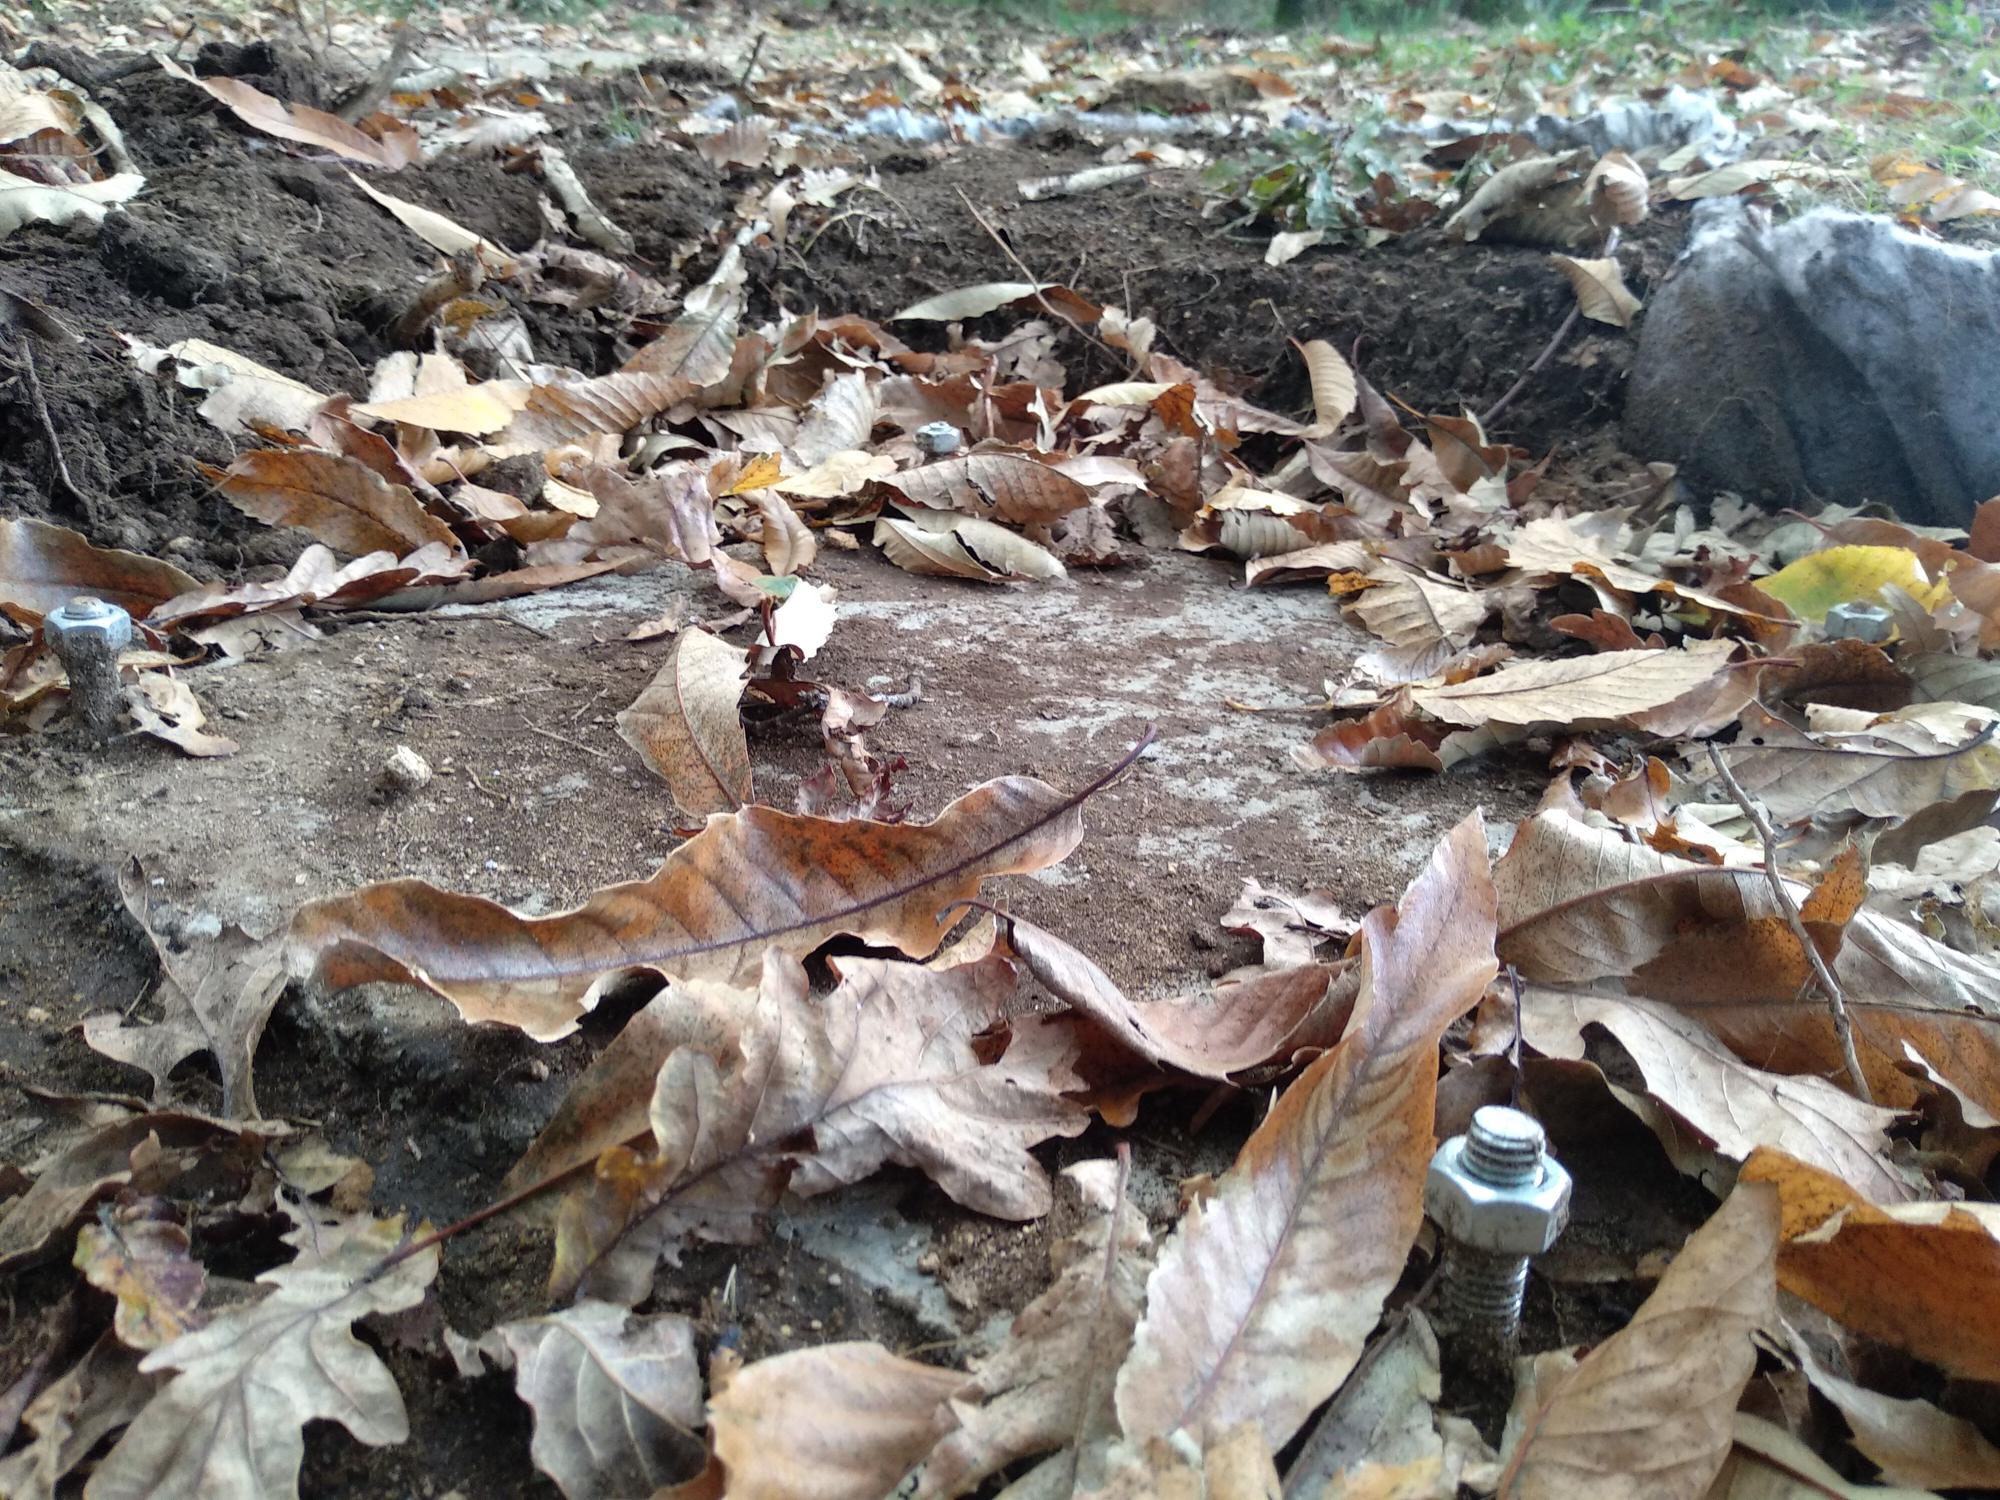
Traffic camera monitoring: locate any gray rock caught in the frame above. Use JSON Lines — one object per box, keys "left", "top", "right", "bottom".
{"left": 1626, "top": 202, "right": 2000, "bottom": 528}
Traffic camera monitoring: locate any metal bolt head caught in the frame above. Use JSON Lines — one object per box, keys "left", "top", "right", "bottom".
{"left": 1425, "top": 1113, "right": 1572, "bottom": 1257}
{"left": 43, "top": 596, "right": 134, "bottom": 654}
{"left": 914, "top": 422, "right": 962, "bottom": 457}
{"left": 1824, "top": 601, "right": 1892, "bottom": 644}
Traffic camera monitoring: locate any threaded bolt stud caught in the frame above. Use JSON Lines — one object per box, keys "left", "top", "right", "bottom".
{"left": 43, "top": 595, "right": 133, "bottom": 742}
{"left": 1424, "top": 1106, "right": 1572, "bottom": 1350}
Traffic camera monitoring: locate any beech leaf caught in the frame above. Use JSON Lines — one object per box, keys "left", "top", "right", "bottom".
{"left": 1411, "top": 640, "right": 1737, "bottom": 729}
{"left": 291, "top": 740, "right": 1139, "bottom": 1043}
{"left": 0, "top": 517, "right": 197, "bottom": 619}
{"left": 1519, "top": 990, "right": 1912, "bottom": 1201}
{"left": 200, "top": 450, "right": 461, "bottom": 559}
{"left": 1497, "top": 1182, "right": 1777, "bottom": 1499}
{"left": 160, "top": 56, "right": 417, "bottom": 169}
{"left": 1495, "top": 809, "right": 2000, "bottom": 1118}
{"left": 875, "top": 510, "right": 1066, "bottom": 582}
{"left": 1740, "top": 1147, "right": 2000, "bottom": 1381}
{"left": 1698, "top": 702, "right": 2000, "bottom": 823}
{"left": 1114, "top": 814, "right": 1497, "bottom": 1450}
{"left": 883, "top": 453, "right": 1089, "bottom": 525}
{"left": 892, "top": 282, "right": 1052, "bottom": 321}
{"left": 344, "top": 172, "right": 516, "bottom": 273}
{"left": 1297, "top": 338, "right": 1357, "bottom": 437}
{"left": 913, "top": 1158, "right": 1152, "bottom": 1498}
{"left": 616, "top": 630, "right": 753, "bottom": 820}
{"left": 1788, "top": 1333, "right": 2000, "bottom": 1492}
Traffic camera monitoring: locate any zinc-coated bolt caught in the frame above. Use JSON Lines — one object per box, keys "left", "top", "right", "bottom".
{"left": 43, "top": 595, "right": 133, "bottom": 742}
{"left": 914, "top": 421, "right": 962, "bottom": 457}
{"left": 1824, "top": 601, "right": 1892, "bottom": 643}
{"left": 1424, "top": 1105, "right": 1571, "bottom": 1345}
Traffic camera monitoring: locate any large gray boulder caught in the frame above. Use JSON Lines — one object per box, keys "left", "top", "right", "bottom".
{"left": 1625, "top": 203, "right": 2000, "bottom": 528}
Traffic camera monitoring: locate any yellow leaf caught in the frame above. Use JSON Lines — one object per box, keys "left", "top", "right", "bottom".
{"left": 724, "top": 452, "right": 785, "bottom": 494}
{"left": 1757, "top": 545, "right": 1949, "bottom": 622}
{"left": 353, "top": 384, "right": 529, "bottom": 436}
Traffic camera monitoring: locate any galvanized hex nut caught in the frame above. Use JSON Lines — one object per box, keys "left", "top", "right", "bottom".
{"left": 914, "top": 421, "right": 962, "bottom": 457}
{"left": 1424, "top": 1136, "right": 1573, "bottom": 1256}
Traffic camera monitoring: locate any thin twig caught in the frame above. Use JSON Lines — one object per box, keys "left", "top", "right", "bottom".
{"left": 517, "top": 711, "right": 610, "bottom": 759}
{"left": 736, "top": 33, "right": 767, "bottom": 89}
{"left": 953, "top": 186, "right": 1122, "bottom": 363}
{"left": 16, "top": 341, "right": 92, "bottom": 511}
{"left": 1480, "top": 225, "right": 1622, "bottom": 429}
{"left": 1705, "top": 741, "right": 1873, "bottom": 1103}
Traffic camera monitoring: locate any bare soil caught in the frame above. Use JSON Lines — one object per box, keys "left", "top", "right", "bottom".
{"left": 0, "top": 32, "right": 1704, "bottom": 1494}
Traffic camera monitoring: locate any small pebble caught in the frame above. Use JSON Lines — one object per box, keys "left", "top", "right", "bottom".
{"left": 381, "top": 744, "right": 433, "bottom": 796}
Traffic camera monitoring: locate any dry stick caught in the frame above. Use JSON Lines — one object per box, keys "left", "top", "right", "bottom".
{"left": 953, "top": 186, "right": 1123, "bottom": 364}
{"left": 1480, "top": 225, "right": 1622, "bottom": 429}
{"left": 1705, "top": 741, "right": 1873, "bottom": 1104}
{"left": 16, "top": 341, "right": 92, "bottom": 512}
{"left": 736, "top": 32, "right": 767, "bottom": 89}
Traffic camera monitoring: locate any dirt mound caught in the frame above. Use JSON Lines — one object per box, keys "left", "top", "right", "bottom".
{"left": 1, "top": 47, "right": 1674, "bottom": 574}
{"left": 0, "top": 56, "right": 730, "bottom": 569}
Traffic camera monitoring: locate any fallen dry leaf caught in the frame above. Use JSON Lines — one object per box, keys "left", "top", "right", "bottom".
{"left": 0, "top": 1330, "right": 158, "bottom": 1497}
{"left": 875, "top": 510, "right": 1066, "bottom": 582}
{"left": 1115, "top": 813, "right": 1496, "bottom": 1450}
{"left": 86, "top": 1203, "right": 437, "bottom": 1500}
{"left": 616, "top": 630, "right": 753, "bottom": 821}
{"left": 1740, "top": 1147, "right": 2000, "bottom": 1381}
{"left": 1495, "top": 809, "right": 2000, "bottom": 1118}
{"left": 1710, "top": 1413, "right": 1937, "bottom": 1500}
{"left": 883, "top": 452, "right": 1090, "bottom": 526}
{"left": 82, "top": 860, "right": 286, "bottom": 1119}
{"left": 915, "top": 1157, "right": 1152, "bottom": 1497}
{"left": 1519, "top": 990, "right": 1911, "bottom": 1201}
{"left": 1345, "top": 560, "right": 1491, "bottom": 680}
{"left": 1092, "top": 1421, "right": 1281, "bottom": 1499}
{"left": 1497, "top": 1181, "right": 1777, "bottom": 1499}
{"left": 0, "top": 165, "right": 145, "bottom": 238}
{"left": 0, "top": 1112, "right": 280, "bottom": 1272}
{"left": 892, "top": 281, "right": 1058, "bottom": 321}
{"left": 1551, "top": 254, "right": 1641, "bottom": 327}
{"left": 764, "top": 578, "right": 837, "bottom": 662}
{"left": 1584, "top": 150, "right": 1649, "bottom": 227}
{"left": 754, "top": 491, "right": 817, "bottom": 575}
{"left": 345, "top": 172, "right": 516, "bottom": 273}
{"left": 128, "top": 336, "right": 332, "bottom": 438}
{"left": 127, "top": 673, "right": 239, "bottom": 759}
{"left": 0, "top": 517, "right": 198, "bottom": 619}
{"left": 289, "top": 743, "right": 1140, "bottom": 1041}
{"left": 1298, "top": 339, "right": 1358, "bottom": 438}
{"left": 493, "top": 1301, "right": 707, "bottom": 1498}
{"left": 1411, "top": 640, "right": 1738, "bottom": 729}
{"left": 549, "top": 949, "right": 1090, "bottom": 1303}
{"left": 160, "top": 57, "right": 417, "bottom": 169}
{"left": 1698, "top": 701, "right": 2000, "bottom": 824}
{"left": 201, "top": 450, "right": 461, "bottom": 559}
{"left": 709, "top": 1342, "right": 966, "bottom": 1500}
{"left": 995, "top": 910, "right": 1341, "bottom": 1086}
{"left": 1788, "top": 1332, "right": 2000, "bottom": 1492}
{"left": 73, "top": 1199, "right": 207, "bottom": 1353}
